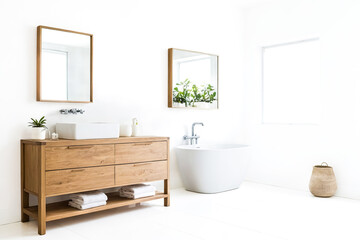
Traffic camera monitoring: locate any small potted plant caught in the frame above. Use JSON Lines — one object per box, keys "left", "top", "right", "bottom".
{"left": 28, "top": 116, "right": 47, "bottom": 139}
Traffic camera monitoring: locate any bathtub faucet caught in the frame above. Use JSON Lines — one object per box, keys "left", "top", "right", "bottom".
{"left": 183, "top": 122, "right": 204, "bottom": 145}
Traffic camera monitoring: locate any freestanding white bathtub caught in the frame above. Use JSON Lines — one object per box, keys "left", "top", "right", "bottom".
{"left": 175, "top": 144, "right": 250, "bottom": 194}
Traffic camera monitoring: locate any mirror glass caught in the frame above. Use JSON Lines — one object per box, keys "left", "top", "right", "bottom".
{"left": 168, "top": 48, "right": 218, "bottom": 109}
{"left": 37, "top": 26, "right": 92, "bottom": 102}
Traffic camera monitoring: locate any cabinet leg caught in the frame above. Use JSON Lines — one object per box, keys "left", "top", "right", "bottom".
{"left": 21, "top": 143, "right": 29, "bottom": 222}
{"left": 21, "top": 191, "right": 29, "bottom": 222}
{"left": 164, "top": 197, "right": 170, "bottom": 207}
{"left": 38, "top": 195, "right": 46, "bottom": 235}
{"left": 164, "top": 179, "right": 170, "bottom": 207}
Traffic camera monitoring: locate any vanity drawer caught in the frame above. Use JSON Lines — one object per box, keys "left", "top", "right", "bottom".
{"left": 115, "top": 160, "right": 168, "bottom": 186}
{"left": 115, "top": 141, "right": 167, "bottom": 164}
{"left": 46, "top": 144, "right": 115, "bottom": 170}
{"left": 46, "top": 166, "right": 114, "bottom": 196}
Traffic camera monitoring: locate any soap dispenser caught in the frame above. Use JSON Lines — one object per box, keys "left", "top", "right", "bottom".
{"left": 132, "top": 118, "right": 139, "bottom": 137}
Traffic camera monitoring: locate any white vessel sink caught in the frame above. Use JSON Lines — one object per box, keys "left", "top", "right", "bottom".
{"left": 56, "top": 123, "right": 120, "bottom": 140}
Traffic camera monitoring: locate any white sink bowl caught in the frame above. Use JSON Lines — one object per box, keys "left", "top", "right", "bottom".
{"left": 56, "top": 123, "right": 120, "bottom": 140}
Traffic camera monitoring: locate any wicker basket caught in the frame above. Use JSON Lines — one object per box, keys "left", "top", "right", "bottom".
{"left": 309, "top": 162, "right": 337, "bottom": 197}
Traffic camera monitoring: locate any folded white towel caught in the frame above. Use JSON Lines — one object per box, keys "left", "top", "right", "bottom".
{"left": 120, "top": 184, "right": 156, "bottom": 195}
{"left": 120, "top": 191, "right": 156, "bottom": 199}
{"left": 68, "top": 200, "right": 107, "bottom": 210}
{"left": 69, "top": 190, "right": 108, "bottom": 205}
{"left": 71, "top": 199, "right": 97, "bottom": 206}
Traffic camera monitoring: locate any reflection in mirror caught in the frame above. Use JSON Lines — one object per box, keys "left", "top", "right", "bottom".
{"left": 37, "top": 26, "right": 93, "bottom": 102}
{"left": 168, "top": 48, "right": 218, "bottom": 109}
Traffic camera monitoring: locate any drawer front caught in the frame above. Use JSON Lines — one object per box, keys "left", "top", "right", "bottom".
{"left": 115, "top": 160, "right": 168, "bottom": 186}
{"left": 46, "top": 144, "right": 115, "bottom": 170}
{"left": 46, "top": 166, "right": 114, "bottom": 196}
{"left": 115, "top": 141, "right": 167, "bottom": 164}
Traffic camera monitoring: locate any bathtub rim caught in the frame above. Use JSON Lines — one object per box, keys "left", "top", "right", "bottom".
{"left": 176, "top": 144, "right": 249, "bottom": 151}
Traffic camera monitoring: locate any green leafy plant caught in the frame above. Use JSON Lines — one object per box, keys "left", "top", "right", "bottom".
{"left": 173, "top": 79, "right": 192, "bottom": 107}
{"left": 190, "top": 84, "right": 201, "bottom": 107}
{"left": 172, "top": 87, "right": 185, "bottom": 104}
{"left": 200, "top": 84, "right": 217, "bottom": 103}
{"left": 28, "top": 116, "right": 47, "bottom": 128}
{"left": 173, "top": 79, "right": 217, "bottom": 107}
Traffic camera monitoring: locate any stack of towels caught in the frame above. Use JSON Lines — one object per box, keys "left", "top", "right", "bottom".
{"left": 69, "top": 190, "right": 108, "bottom": 210}
{"left": 119, "top": 184, "right": 156, "bottom": 199}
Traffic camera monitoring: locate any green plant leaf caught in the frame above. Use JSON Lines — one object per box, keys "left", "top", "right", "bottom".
{"left": 29, "top": 116, "right": 47, "bottom": 128}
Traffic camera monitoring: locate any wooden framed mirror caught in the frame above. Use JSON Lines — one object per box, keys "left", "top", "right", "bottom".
{"left": 168, "top": 48, "right": 219, "bottom": 109}
{"left": 37, "top": 26, "right": 93, "bottom": 103}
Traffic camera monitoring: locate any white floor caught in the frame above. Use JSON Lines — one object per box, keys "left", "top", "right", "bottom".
{"left": 1, "top": 182, "right": 360, "bottom": 240}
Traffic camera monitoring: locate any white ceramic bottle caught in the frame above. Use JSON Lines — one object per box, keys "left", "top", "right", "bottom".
{"left": 132, "top": 118, "right": 139, "bottom": 137}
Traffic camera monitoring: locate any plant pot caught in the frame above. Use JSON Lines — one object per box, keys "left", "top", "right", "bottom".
{"left": 309, "top": 162, "right": 337, "bottom": 197}
{"left": 173, "top": 102, "right": 185, "bottom": 108}
{"left": 195, "top": 102, "right": 211, "bottom": 109}
{"left": 211, "top": 101, "right": 218, "bottom": 109}
{"left": 31, "top": 127, "right": 47, "bottom": 140}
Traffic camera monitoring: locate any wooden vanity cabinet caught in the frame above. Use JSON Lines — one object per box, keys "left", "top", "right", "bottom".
{"left": 21, "top": 137, "right": 170, "bottom": 235}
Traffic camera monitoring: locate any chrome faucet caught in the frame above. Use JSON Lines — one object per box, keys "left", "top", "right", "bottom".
{"left": 59, "top": 108, "right": 85, "bottom": 114}
{"left": 183, "top": 122, "right": 204, "bottom": 145}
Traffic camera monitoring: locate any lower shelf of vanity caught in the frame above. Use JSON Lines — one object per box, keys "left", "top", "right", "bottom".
{"left": 23, "top": 192, "right": 168, "bottom": 222}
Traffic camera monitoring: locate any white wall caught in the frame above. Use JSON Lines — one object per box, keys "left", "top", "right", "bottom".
{"left": 243, "top": 0, "right": 360, "bottom": 199}
{"left": 0, "top": 0, "right": 245, "bottom": 225}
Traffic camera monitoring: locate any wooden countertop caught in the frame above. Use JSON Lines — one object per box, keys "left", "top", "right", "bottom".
{"left": 21, "top": 136, "right": 169, "bottom": 146}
